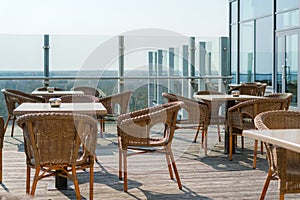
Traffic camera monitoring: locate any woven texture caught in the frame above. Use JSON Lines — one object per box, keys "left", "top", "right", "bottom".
{"left": 1, "top": 89, "right": 45, "bottom": 137}
{"left": 254, "top": 110, "right": 300, "bottom": 199}
{"left": 265, "top": 93, "right": 293, "bottom": 109}
{"left": 17, "top": 112, "right": 97, "bottom": 199}
{"left": 98, "top": 91, "right": 132, "bottom": 133}
{"left": 71, "top": 86, "right": 106, "bottom": 98}
{"left": 162, "top": 92, "right": 209, "bottom": 151}
{"left": 60, "top": 94, "right": 99, "bottom": 103}
{"left": 117, "top": 101, "right": 183, "bottom": 192}
{"left": 227, "top": 98, "right": 289, "bottom": 161}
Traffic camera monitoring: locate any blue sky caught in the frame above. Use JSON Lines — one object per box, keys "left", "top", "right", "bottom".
{"left": 0, "top": 0, "right": 228, "bottom": 37}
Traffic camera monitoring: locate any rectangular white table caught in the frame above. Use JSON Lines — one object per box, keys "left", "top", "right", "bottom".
{"left": 31, "top": 90, "right": 84, "bottom": 102}
{"left": 242, "top": 129, "right": 300, "bottom": 153}
{"left": 194, "top": 94, "right": 263, "bottom": 154}
{"left": 13, "top": 102, "right": 106, "bottom": 116}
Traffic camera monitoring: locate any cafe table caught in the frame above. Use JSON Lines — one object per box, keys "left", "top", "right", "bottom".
{"left": 193, "top": 94, "right": 263, "bottom": 154}
{"left": 31, "top": 90, "right": 84, "bottom": 102}
{"left": 13, "top": 102, "right": 107, "bottom": 190}
{"left": 242, "top": 129, "right": 300, "bottom": 153}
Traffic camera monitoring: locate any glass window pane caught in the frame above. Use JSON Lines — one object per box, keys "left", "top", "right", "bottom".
{"left": 0, "top": 34, "right": 43, "bottom": 72}
{"left": 231, "top": 1, "right": 238, "bottom": 24}
{"left": 255, "top": 16, "right": 272, "bottom": 85}
{"left": 277, "top": 0, "right": 299, "bottom": 12}
{"left": 240, "top": 21, "right": 254, "bottom": 82}
{"left": 276, "top": 10, "right": 299, "bottom": 30}
{"left": 241, "top": 0, "right": 272, "bottom": 21}
{"left": 231, "top": 24, "right": 238, "bottom": 83}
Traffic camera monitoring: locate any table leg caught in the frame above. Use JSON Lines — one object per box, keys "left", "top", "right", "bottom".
{"left": 55, "top": 171, "right": 68, "bottom": 190}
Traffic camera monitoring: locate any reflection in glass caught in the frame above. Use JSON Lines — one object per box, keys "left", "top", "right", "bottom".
{"left": 240, "top": 0, "right": 272, "bottom": 21}
{"left": 276, "top": 10, "right": 299, "bottom": 30}
{"left": 276, "top": 0, "right": 299, "bottom": 12}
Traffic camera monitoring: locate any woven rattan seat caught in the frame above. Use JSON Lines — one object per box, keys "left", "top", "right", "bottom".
{"left": 162, "top": 92, "right": 209, "bottom": 154}
{"left": 98, "top": 91, "right": 132, "bottom": 136}
{"left": 60, "top": 94, "right": 99, "bottom": 103}
{"left": 71, "top": 86, "right": 106, "bottom": 99}
{"left": 195, "top": 90, "right": 226, "bottom": 142}
{"left": 254, "top": 110, "right": 300, "bottom": 200}
{"left": 1, "top": 89, "right": 45, "bottom": 137}
{"left": 117, "top": 101, "right": 183, "bottom": 192}
{"left": 227, "top": 98, "right": 289, "bottom": 166}
{"left": 17, "top": 113, "right": 98, "bottom": 199}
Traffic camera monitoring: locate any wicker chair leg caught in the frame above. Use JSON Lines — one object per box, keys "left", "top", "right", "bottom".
{"left": 193, "top": 124, "right": 201, "bottom": 143}
{"left": 241, "top": 136, "right": 244, "bottom": 149}
{"left": 3, "top": 116, "right": 11, "bottom": 134}
{"left": 165, "top": 152, "right": 174, "bottom": 180}
{"left": 0, "top": 149, "right": 2, "bottom": 183}
{"left": 203, "top": 130, "right": 208, "bottom": 155}
{"left": 217, "top": 125, "right": 221, "bottom": 142}
{"left": 169, "top": 149, "right": 182, "bottom": 190}
{"left": 260, "top": 141, "right": 264, "bottom": 154}
{"left": 259, "top": 170, "right": 272, "bottom": 200}
{"left": 253, "top": 140, "right": 258, "bottom": 169}
{"left": 10, "top": 116, "right": 16, "bottom": 137}
{"left": 26, "top": 167, "right": 30, "bottom": 194}
{"left": 72, "top": 166, "right": 81, "bottom": 200}
{"left": 229, "top": 130, "right": 233, "bottom": 161}
{"left": 123, "top": 150, "right": 128, "bottom": 192}
{"left": 279, "top": 192, "right": 284, "bottom": 200}
{"left": 90, "top": 165, "right": 94, "bottom": 200}
{"left": 119, "top": 146, "right": 122, "bottom": 180}
{"left": 31, "top": 167, "right": 40, "bottom": 196}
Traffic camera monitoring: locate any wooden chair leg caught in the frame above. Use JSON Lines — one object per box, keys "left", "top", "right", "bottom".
{"left": 229, "top": 130, "right": 233, "bottom": 161}
{"left": 203, "top": 130, "right": 208, "bottom": 155}
{"left": 260, "top": 141, "right": 264, "bottom": 154}
{"left": 123, "top": 150, "right": 128, "bottom": 192}
{"left": 71, "top": 166, "right": 81, "bottom": 200}
{"left": 241, "top": 136, "right": 244, "bottom": 149}
{"left": 169, "top": 148, "right": 182, "bottom": 190}
{"left": 253, "top": 140, "right": 258, "bottom": 169}
{"left": 11, "top": 116, "right": 16, "bottom": 137}
{"left": 217, "top": 125, "right": 221, "bottom": 142}
{"left": 119, "top": 146, "right": 122, "bottom": 180}
{"left": 3, "top": 116, "right": 11, "bottom": 134}
{"left": 26, "top": 166, "right": 30, "bottom": 194}
{"left": 165, "top": 151, "right": 174, "bottom": 180}
{"left": 0, "top": 149, "right": 2, "bottom": 183}
{"left": 31, "top": 167, "right": 40, "bottom": 196}
{"left": 193, "top": 124, "right": 202, "bottom": 143}
{"left": 90, "top": 165, "right": 94, "bottom": 200}
{"left": 259, "top": 170, "right": 272, "bottom": 200}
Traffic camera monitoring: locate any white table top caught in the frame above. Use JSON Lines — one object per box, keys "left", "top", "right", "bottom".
{"left": 193, "top": 94, "right": 263, "bottom": 102}
{"left": 32, "top": 90, "right": 84, "bottom": 96}
{"left": 13, "top": 102, "right": 107, "bottom": 116}
{"left": 243, "top": 129, "right": 300, "bottom": 153}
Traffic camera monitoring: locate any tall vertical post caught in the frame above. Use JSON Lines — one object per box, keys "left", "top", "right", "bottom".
{"left": 157, "top": 49, "right": 163, "bottom": 103}
{"left": 119, "top": 36, "right": 125, "bottom": 93}
{"left": 220, "top": 37, "right": 229, "bottom": 92}
{"left": 148, "top": 52, "right": 154, "bottom": 106}
{"left": 43, "top": 35, "right": 50, "bottom": 87}
{"left": 199, "top": 41, "right": 206, "bottom": 90}
{"left": 190, "top": 37, "right": 197, "bottom": 94}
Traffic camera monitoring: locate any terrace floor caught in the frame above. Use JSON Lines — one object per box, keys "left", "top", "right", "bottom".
{"left": 0, "top": 123, "right": 299, "bottom": 200}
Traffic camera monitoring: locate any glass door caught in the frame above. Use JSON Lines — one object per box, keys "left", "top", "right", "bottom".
{"left": 276, "top": 32, "right": 299, "bottom": 107}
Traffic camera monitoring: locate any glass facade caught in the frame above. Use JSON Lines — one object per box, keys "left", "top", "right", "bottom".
{"left": 229, "top": 0, "right": 300, "bottom": 108}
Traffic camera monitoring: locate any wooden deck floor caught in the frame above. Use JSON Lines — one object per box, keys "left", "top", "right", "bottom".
{"left": 1, "top": 124, "right": 299, "bottom": 199}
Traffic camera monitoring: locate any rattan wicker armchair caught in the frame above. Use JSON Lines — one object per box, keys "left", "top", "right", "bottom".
{"left": 194, "top": 90, "right": 226, "bottom": 142}
{"left": 162, "top": 92, "right": 209, "bottom": 154}
{"left": 17, "top": 113, "right": 97, "bottom": 200}
{"left": 265, "top": 93, "right": 293, "bottom": 109}
{"left": 227, "top": 98, "right": 288, "bottom": 165}
{"left": 60, "top": 94, "right": 99, "bottom": 103}
{"left": 1, "top": 89, "right": 45, "bottom": 137}
{"left": 98, "top": 91, "right": 133, "bottom": 135}
{"left": 71, "top": 86, "right": 106, "bottom": 99}
{"left": 254, "top": 110, "right": 300, "bottom": 200}
{"left": 117, "top": 101, "right": 183, "bottom": 192}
